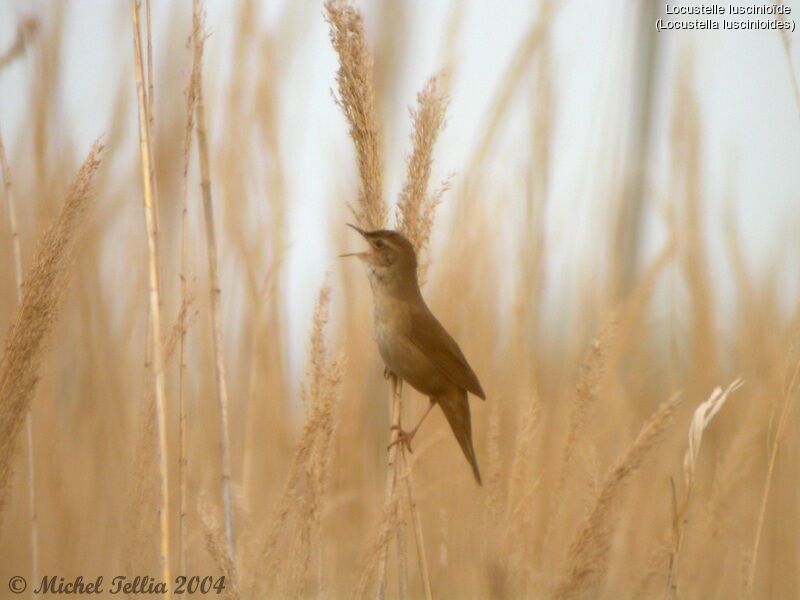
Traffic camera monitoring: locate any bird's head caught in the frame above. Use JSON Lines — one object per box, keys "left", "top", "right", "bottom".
{"left": 341, "top": 224, "right": 418, "bottom": 289}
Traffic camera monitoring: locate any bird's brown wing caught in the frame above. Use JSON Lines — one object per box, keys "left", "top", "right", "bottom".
{"left": 407, "top": 302, "right": 486, "bottom": 399}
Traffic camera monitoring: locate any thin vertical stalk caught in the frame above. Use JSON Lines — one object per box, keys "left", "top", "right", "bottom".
{"left": 0, "top": 124, "right": 39, "bottom": 599}
{"left": 377, "top": 375, "right": 405, "bottom": 599}
{"left": 396, "top": 463, "right": 408, "bottom": 600}
{"left": 774, "top": 2, "right": 800, "bottom": 115}
{"left": 747, "top": 361, "right": 799, "bottom": 597}
{"left": 131, "top": 2, "right": 172, "bottom": 596}
{"left": 178, "top": 4, "right": 200, "bottom": 576}
{"left": 144, "top": 0, "right": 160, "bottom": 238}
{"left": 192, "top": 0, "right": 236, "bottom": 561}
{"left": 399, "top": 450, "right": 433, "bottom": 600}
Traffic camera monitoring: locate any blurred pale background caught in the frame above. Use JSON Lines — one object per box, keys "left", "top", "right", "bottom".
{"left": 2, "top": 1, "right": 798, "bottom": 381}
{"left": 1, "top": 2, "right": 799, "bottom": 598}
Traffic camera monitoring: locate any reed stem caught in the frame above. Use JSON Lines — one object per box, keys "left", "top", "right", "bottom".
{"left": 131, "top": 2, "right": 171, "bottom": 595}
{"left": 192, "top": 0, "right": 236, "bottom": 562}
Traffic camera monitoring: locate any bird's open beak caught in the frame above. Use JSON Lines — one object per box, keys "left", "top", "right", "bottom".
{"left": 346, "top": 223, "right": 367, "bottom": 237}
{"left": 340, "top": 223, "right": 370, "bottom": 259}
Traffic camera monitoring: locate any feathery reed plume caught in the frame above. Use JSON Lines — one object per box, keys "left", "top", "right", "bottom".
{"left": 0, "top": 140, "right": 103, "bottom": 531}
{"left": 250, "top": 283, "right": 344, "bottom": 598}
{"left": 553, "top": 392, "right": 683, "bottom": 600}
{"left": 396, "top": 73, "right": 449, "bottom": 280}
{"left": 199, "top": 497, "right": 241, "bottom": 600}
{"left": 325, "top": 0, "right": 386, "bottom": 229}
{"left": 325, "top": 3, "right": 416, "bottom": 597}
{"left": 192, "top": 0, "right": 237, "bottom": 561}
{"left": 665, "top": 378, "right": 743, "bottom": 599}
{"left": 0, "top": 121, "right": 40, "bottom": 587}
{"left": 682, "top": 379, "right": 743, "bottom": 492}
{"left": 556, "top": 316, "right": 617, "bottom": 505}
{"left": 178, "top": 4, "right": 201, "bottom": 576}
{"left": 131, "top": 0, "right": 171, "bottom": 593}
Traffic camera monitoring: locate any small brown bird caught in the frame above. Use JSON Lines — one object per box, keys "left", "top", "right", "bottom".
{"left": 342, "top": 224, "right": 486, "bottom": 484}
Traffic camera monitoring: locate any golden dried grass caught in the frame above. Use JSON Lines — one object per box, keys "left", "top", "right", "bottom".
{"left": 0, "top": 141, "right": 103, "bottom": 530}
{"left": 396, "top": 74, "right": 449, "bottom": 280}
{"left": 0, "top": 3, "right": 797, "bottom": 600}
{"left": 325, "top": 0, "right": 386, "bottom": 230}
{"left": 553, "top": 392, "right": 683, "bottom": 600}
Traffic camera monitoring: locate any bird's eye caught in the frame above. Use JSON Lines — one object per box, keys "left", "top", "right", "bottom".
{"left": 374, "top": 239, "right": 385, "bottom": 249}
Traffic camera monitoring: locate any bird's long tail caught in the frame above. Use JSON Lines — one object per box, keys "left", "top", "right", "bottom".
{"left": 436, "top": 389, "right": 482, "bottom": 485}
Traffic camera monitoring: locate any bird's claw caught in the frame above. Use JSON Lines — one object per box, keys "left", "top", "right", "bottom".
{"left": 383, "top": 366, "right": 393, "bottom": 380}
{"left": 387, "top": 425, "right": 414, "bottom": 453}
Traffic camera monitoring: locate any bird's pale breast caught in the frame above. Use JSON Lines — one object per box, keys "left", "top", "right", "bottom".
{"left": 372, "top": 292, "right": 452, "bottom": 396}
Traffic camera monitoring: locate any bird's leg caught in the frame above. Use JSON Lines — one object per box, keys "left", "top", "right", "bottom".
{"left": 388, "top": 402, "right": 435, "bottom": 454}
{"left": 383, "top": 365, "right": 394, "bottom": 380}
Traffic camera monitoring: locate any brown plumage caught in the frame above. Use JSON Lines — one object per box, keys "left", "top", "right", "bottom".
{"left": 343, "top": 225, "right": 485, "bottom": 483}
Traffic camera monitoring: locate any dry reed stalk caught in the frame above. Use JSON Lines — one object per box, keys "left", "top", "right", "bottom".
{"left": 284, "top": 293, "right": 344, "bottom": 598}
{"left": 552, "top": 392, "right": 683, "bottom": 600}
{"left": 199, "top": 498, "right": 241, "bottom": 600}
{"left": 178, "top": 5, "right": 201, "bottom": 576}
{"left": 436, "top": 0, "right": 465, "bottom": 96}
{"left": 141, "top": 0, "right": 159, "bottom": 245}
{"left": 672, "top": 68, "right": 717, "bottom": 385}
{"left": 0, "top": 128, "right": 22, "bottom": 306}
{"left": 398, "top": 449, "right": 434, "bottom": 600}
{"left": 240, "top": 32, "right": 291, "bottom": 507}
{"left": 0, "top": 21, "right": 44, "bottom": 580}
{"left": 396, "top": 476, "right": 409, "bottom": 600}
{"left": 665, "top": 378, "right": 743, "bottom": 599}
{"left": 131, "top": 1, "right": 171, "bottom": 594}
{"left": 0, "top": 121, "right": 41, "bottom": 592}
{"left": 773, "top": 0, "right": 800, "bottom": 114}
{"left": 324, "top": 3, "right": 412, "bottom": 597}
{"left": 354, "top": 436, "right": 442, "bottom": 600}
{"left": 145, "top": 0, "right": 155, "bottom": 131}
{"left": 388, "top": 77, "right": 451, "bottom": 594}
{"left": 0, "top": 140, "right": 103, "bottom": 533}
{"left": 376, "top": 375, "right": 406, "bottom": 600}
{"left": 516, "top": 42, "right": 553, "bottom": 358}
{"left": 0, "top": 17, "right": 38, "bottom": 71}
{"left": 747, "top": 356, "right": 800, "bottom": 597}
{"left": 396, "top": 74, "right": 448, "bottom": 281}
{"left": 456, "top": 0, "right": 556, "bottom": 222}
{"left": 353, "top": 492, "right": 403, "bottom": 600}
{"left": 126, "top": 299, "right": 193, "bottom": 579}
{"left": 249, "top": 284, "right": 343, "bottom": 598}
{"left": 192, "top": 0, "right": 237, "bottom": 561}
{"left": 325, "top": 0, "right": 386, "bottom": 230}
{"left": 218, "top": 0, "right": 258, "bottom": 277}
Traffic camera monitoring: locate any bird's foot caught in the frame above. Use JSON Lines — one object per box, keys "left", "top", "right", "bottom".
{"left": 383, "top": 366, "right": 393, "bottom": 380}
{"left": 387, "top": 425, "right": 416, "bottom": 453}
